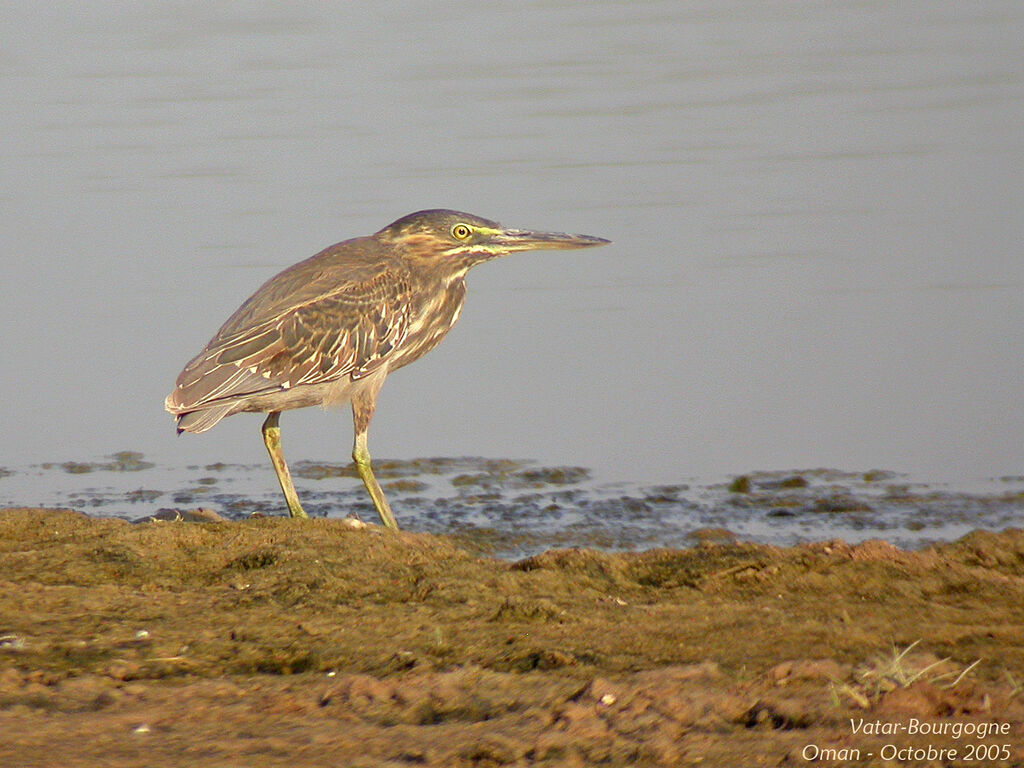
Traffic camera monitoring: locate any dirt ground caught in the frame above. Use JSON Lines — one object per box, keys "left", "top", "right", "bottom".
{"left": 0, "top": 507, "right": 1022, "bottom": 767}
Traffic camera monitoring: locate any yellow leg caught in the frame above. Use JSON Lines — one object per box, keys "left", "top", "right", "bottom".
{"left": 261, "top": 412, "right": 308, "bottom": 519}
{"left": 351, "top": 384, "right": 398, "bottom": 529}
{"left": 353, "top": 429, "right": 398, "bottom": 529}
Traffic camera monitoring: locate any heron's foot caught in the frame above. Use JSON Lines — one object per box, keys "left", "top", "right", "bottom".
{"left": 285, "top": 497, "right": 309, "bottom": 519}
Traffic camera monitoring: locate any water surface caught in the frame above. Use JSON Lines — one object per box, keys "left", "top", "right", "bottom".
{"left": 2, "top": 3, "right": 1022, "bottom": 530}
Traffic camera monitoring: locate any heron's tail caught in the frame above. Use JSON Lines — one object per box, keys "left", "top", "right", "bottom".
{"left": 172, "top": 403, "right": 234, "bottom": 434}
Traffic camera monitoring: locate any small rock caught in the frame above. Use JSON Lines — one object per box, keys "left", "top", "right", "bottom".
{"left": 0, "top": 633, "right": 26, "bottom": 651}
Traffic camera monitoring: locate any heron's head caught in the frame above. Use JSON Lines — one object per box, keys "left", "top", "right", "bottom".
{"left": 376, "top": 209, "right": 609, "bottom": 274}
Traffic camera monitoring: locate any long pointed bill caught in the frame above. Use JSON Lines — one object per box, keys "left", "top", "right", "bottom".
{"left": 492, "top": 228, "right": 611, "bottom": 253}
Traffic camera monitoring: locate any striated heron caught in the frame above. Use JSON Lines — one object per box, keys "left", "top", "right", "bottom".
{"left": 165, "top": 209, "right": 609, "bottom": 528}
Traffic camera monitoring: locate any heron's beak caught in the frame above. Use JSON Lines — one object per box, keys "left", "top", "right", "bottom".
{"left": 493, "top": 228, "right": 611, "bottom": 252}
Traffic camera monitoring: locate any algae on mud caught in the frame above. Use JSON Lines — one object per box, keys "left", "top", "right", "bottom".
{"left": 0, "top": 507, "right": 1022, "bottom": 766}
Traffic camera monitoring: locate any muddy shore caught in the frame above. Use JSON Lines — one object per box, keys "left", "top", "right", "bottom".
{"left": 0, "top": 507, "right": 1022, "bottom": 766}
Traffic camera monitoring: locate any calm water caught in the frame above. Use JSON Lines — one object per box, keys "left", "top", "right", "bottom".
{"left": 2, "top": 3, "right": 1023, "bottom": 535}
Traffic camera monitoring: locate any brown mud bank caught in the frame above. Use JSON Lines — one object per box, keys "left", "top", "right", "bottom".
{"left": 0, "top": 507, "right": 1022, "bottom": 766}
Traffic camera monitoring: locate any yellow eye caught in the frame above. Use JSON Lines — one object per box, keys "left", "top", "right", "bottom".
{"left": 451, "top": 223, "right": 471, "bottom": 240}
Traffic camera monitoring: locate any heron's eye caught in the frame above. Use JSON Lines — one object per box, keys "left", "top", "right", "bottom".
{"left": 451, "top": 223, "right": 472, "bottom": 240}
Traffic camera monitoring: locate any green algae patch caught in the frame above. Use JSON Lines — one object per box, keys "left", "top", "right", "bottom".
{"left": 44, "top": 451, "right": 155, "bottom": 474}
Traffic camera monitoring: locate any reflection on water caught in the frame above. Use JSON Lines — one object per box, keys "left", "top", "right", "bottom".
{"left": 2, "top": 2, "right": 1022, "bottom": 511}
{"left": 2, "top": 455, "right": 1021, "bottom": 559}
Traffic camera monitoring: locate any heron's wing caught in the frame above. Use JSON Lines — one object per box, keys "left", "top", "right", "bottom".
{"left": 166, "top": 269, "right": 411, "bottom": 413}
